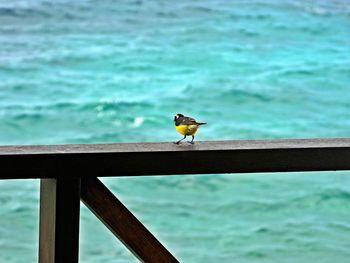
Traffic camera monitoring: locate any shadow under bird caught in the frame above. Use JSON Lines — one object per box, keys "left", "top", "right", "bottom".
{"left": 174, "top": 114, "right": 206, "bottom": 144}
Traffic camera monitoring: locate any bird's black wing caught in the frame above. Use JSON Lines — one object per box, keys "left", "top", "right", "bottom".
{"left": 180, "top": 117, "right": 199, "bottom": 125}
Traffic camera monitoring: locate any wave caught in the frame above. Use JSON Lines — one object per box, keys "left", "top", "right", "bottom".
{"left": 220, "top": 89, "right": 274, "bottom": 103}
{"left": 228, "top": 13, "right": 273, "bottom": 21}
{"left": 1, "top": 99, "right": 152, "bottom": 112}
{"left": 211, "top": 187, "right": 350, "bottom": 215}
{"left": 0, "top": 6, "right": 50, "bottom": 18}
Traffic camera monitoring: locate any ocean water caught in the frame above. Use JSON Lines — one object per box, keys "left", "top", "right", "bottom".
{"left": 0, "top": 0, "right": 350, "bottom": 262}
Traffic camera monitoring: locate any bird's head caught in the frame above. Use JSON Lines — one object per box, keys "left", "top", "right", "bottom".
{"left": 174, "top": 113, "right": 184, "bottom": 122}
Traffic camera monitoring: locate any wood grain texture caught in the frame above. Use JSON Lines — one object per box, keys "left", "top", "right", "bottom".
{"left": 39, "top": 178, "right": 81, "bottom": 263}
{"left": 81, "top": 177, "right": 179, "bottom": 263}
{"left": 1, "top": 139, "right": 350, "bottom": 179}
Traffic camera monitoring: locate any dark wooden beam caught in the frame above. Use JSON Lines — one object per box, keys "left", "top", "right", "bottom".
{"left": 39, "top": 177, "right": 81, "bottom": 263}
{"left": 80, "top": 177, "right": 179, "bottom": 263}
{"left": 1, "top": 139, "right": 350, "bottom": 179}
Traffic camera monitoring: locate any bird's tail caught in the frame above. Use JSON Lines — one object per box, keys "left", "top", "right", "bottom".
{"left": 197, "top": 122, "right": 207, "bottom": 125}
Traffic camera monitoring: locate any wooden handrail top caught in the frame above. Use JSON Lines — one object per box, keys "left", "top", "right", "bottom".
{"left": 1, "top": 138, "right": 350, "bottom": 179}
{"left": 1, "top": 138, "right": 350, "bottom": 155}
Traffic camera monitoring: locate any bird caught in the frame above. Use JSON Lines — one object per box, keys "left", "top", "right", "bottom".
{"left": 174, "top": 113, "right": 206, "bottom": 144}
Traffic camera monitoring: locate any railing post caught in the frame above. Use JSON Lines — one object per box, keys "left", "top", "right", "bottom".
{"left": 39, "top": 177, "right": 81, "bottom": 263}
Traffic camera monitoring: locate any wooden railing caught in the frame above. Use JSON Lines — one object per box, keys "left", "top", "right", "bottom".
{"left": 1, "top": 138, "right": 350, "bottom": 263}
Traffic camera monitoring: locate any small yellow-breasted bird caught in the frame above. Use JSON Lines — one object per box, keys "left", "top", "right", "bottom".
{"left": 174, "top": 113, "right": 206, "bottom": 144}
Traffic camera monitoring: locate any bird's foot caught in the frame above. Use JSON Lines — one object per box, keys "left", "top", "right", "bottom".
{"left": 187, "top": 141, "right": 195, "bottom": 144}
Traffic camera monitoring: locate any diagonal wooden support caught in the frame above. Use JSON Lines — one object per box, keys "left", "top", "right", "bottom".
{"left": 80, "top": 177, "right": 179, "bottom": 263}
{"left": 39, "top": 177, "right": 81, "bottom": 263}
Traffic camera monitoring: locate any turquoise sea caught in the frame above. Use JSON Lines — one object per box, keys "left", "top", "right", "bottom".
{"left": 0, "top": 0, "right": 350, "bottom": 262}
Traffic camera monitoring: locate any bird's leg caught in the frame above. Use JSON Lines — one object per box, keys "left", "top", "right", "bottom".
{"left": 175, "top": 135, "right": 186, "bottom": 144}
{"left": 190, "top": 135, "right": 195, "bottom": 144}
